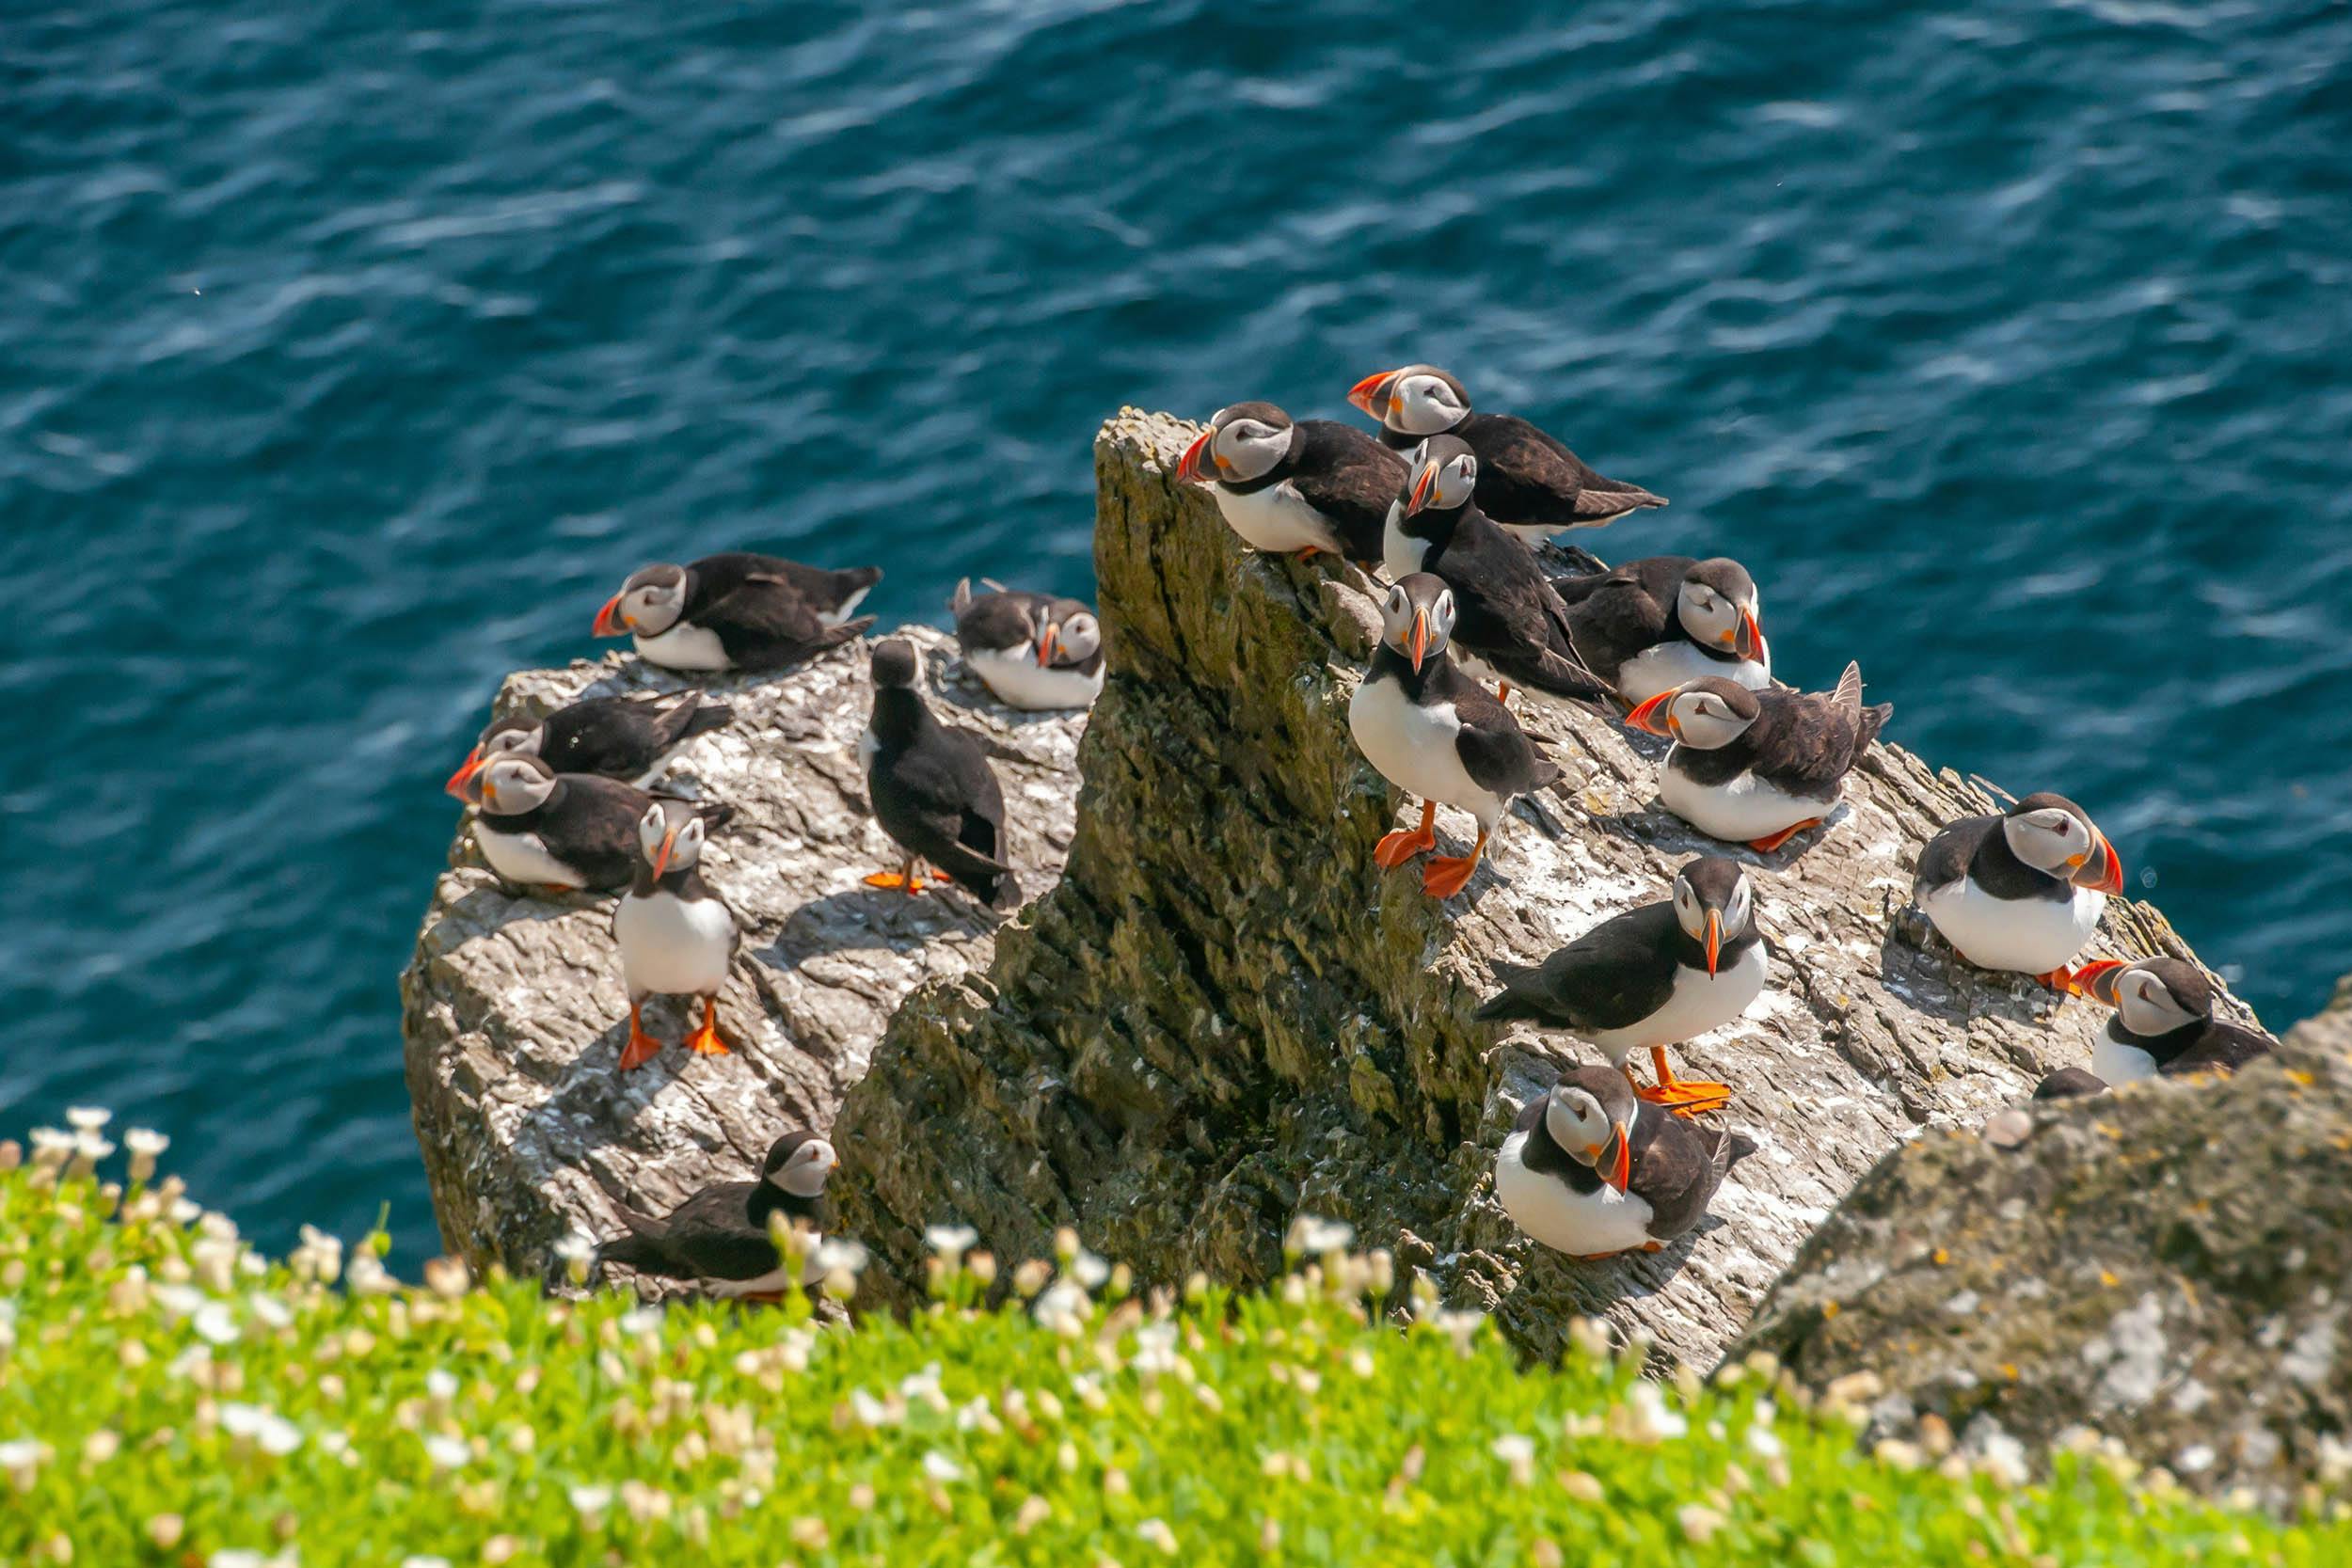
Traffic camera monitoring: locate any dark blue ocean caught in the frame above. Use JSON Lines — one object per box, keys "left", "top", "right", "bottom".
{"left": 6, "top": 1, "right": 2348, "bottom": 1259}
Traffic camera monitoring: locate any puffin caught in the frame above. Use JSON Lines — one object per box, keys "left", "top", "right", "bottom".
{"left": 948, "top": 578, "right": 1106, "bottom": 710}
{"left": 1493, "top": 1067, "right": 1755, "bottom": 1259}
{"left": 1625, "top": 664, "right": 1890, "bottom": 852}
{"left": 444, "top": 689, "right": 734, "bottom": 795}
{"left": 1383, "top": 437, "right": 1610, "bottom": 705}
{"left": 458, "top": 752, "right": 730, "bottom": 894}
{"left": 593, "top": 1130, "right": 838, "bottom": 1297}
{"left": 1173, "top": 402, "right": 1405, "bottom": 563}
{"left": 593, "top": 552, "right": 880, "bottom": 673}
{"left": 1913, "top": 793, "right": 2125, "bottom": 990}
{"left": 1549, "top": 556, "right": 1770, "bottom": 704}
{"left": 2033, "top": 1067, "right": 2109, "bottom": 1101}
{"left": 1347, "top": 363, "right": 1666, "bottom": 545}
{"left": 1478, "top": 857, "right": 1765, "bottom": 1115}
{"left": 612, "top": 799, "right": 739, "bottom": 1071}
{"left": 1347, "top": 575, "right": 1562, "bottom": 898}
{"left": 861, "top": 639, "right": 1021, "bottom": 908}
{"left": 2080, "top": 957, "right": 2276, "bottom": 1085}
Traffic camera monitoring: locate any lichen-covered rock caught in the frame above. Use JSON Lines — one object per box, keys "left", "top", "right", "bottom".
{"left": 1731, "top": 1045, "right": 2352, "bottom": 1505}
{"left": 2286, "top": 973, "right": 2352, "bottom": 1058}
{"left": 400, "top": 624, "right": 1085, "bottom": 1277}
{"left": 826, "top": 408, "right": 2239, "bottom": 1370}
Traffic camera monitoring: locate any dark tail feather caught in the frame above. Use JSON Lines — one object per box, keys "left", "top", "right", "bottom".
{"left": 1476, "top": 961, "right": 1551, "bottom": 1022}
{"left": 681, "top": 698, "right": 735, "bottom": 742}
{"left": 592, "top": 1227, "right": 669, "bottom": 1280}
{"left": 1857, "top": 702, "right": 1893, "bottom": 752}
{"left": 810, "top": 615, "right": 877, "bottom": 654}
{"left": 980, "top": 869, "right": 1024, "bottom": 910}
{"left": 695, "top": 800, "right": 737, "bottom": 834}
{"left": 1516, "top": 652, "right": 1612, "bottom": 707}
{"left": 1721, "top": 1131, "right": 1759, "bottom": 1169}
{"left": 838, "top": 565, "right": 884, "bottom": 594}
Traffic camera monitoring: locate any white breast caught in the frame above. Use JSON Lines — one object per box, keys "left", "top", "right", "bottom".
{"left": 473, "top": 824, "right": 586, "bottom": 888}
{"left": 2092, "top": 1034, "right": 2159, "bottom": 1085}
{"left": 1212, "top": 479, "right": 1341, "bottom": 555}
{"left": 1495, "top": 1131, "right": 1658, "bottom": 1257}
{"left": 632, "top": 623, "right": 732, "bottom": 672}
{"left": 614, "top": 889, "right": 736, "bottom": 999}
{"left": 1347, "top": 674, "right": 1505, "bottom": 830}
{"left": 1917, "top": 875, "right": 2105, "bottom": 975}
{"left": 966, "top": 646, "right": 1105, "bottom": 710}
{"left": 818, "top": 584, "right": 871, "bottom": 628}
{"left": 1381, "top": 501, "right": 1431, "bottom": 579}
{"left": 1582, "top": 942, "right": 1768, "bottom": 1060}
{"left": 703, "top": 1243, "right": 825, "bottom": 1293}
{"left": 1613, "top": 641, "right": 1772, "bottom": 705}
{"left": 1658, "top": 755, "right": 1830, "bottom": 843}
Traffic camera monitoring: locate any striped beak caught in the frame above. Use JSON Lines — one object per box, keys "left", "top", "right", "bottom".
{"left": 1737, "top": 609, "right": 1764, "bottom": 662}
{"left": 2071, "top": 832, "right": 2124, "bottom": 895}
{"left": 1624, "top": 690, "right": 1676, "bottom": 737}
{"left": 1604, "top": 1122, "right": 1631, "bottom": 1193}
{"left": 1036, "top": 625, "right": 1059, "bottom": 668}
{"left": 593, "top": 593, "right": 628, "bottom": 637}
{"left": 650, "top": 827, "right": 678, "bottom": 880}
{"left": 2072, "top": 958, "right": 2131, "bottom": 1006}
{"left": 1348, "top": 368, "right": 1400, "bottom": 420}
{"left": 444, "top": 747, "right": 484, "bottom": 800}
{"left": 1174, "top": 429, "right": 1215, "bottom": 483}
{"left": 1408, "top": 608, "right": 1430, "bottom": 674}
{"left": 1705, "top": 910, "right": 1723, "bottom": 976}
{"left": 1406, "top": 463, "right": 1437, "bottom": 515}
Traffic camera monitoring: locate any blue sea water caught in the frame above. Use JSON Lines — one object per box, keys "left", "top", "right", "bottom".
{"left": 4, "top": 0, "right": 2348, "bottom": 1260}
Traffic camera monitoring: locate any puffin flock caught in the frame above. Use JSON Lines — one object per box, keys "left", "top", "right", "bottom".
{"left": 439, "top": 362, "right": 2274, "bottom": 1296}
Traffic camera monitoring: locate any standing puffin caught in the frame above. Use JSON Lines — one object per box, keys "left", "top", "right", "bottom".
{"left": 1348, "top": 363, "right": 1666, "bottom": 545}
{"left": 593, "top": 1131, "right": 838, "bottom": 1297}
{"left": 1478, "top": 857, "right": 1764, "bottom": 1115}
{"left": 593, "top": 552, "right": 880, "bottom": 673}
{"left": 1625, "top": 665, "right": 1890, "bottom": 852}
{"left": 1494, "top": 1067, "right": 1755, "bottom": 1259}
{"left": 1173, "top": 402, "right": 1405, "bottom": 563}
{"left": 1549, "top": 556, "right": 1770, "bottom": 704}
{"left": 2081, "top": 958, "right": 2275, "bottom": 1085}
{"left": 948, "top": 578, "right": 1105, "bottom": 710}
{"left": 862, "top": 639, "right": 1021, "bottom": 909}
{"left": 458, "top": 752, "right": 729, "bottom": 894}
{"left": 445, "top": 689, "right": 735, "bottom": 795}
{"left": 1914, "top": 793, "right": 2124, "bottom": 990}
{"left": 1347, "top": 575, "right": 1561, "bottom": 898}
{"left": 612, "top": 799, "right": 739, "bottom": 1071}
{"left": 1383, "top": 437, "right": 1610, "bottom": 705}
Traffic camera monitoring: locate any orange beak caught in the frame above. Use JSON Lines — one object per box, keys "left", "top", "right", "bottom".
{"left": 2074, "top": 832, "right": 2125, "bottom": 895}
{"left": 1408, "top": 608, "right": 1429, "bottom": 674}
{"left": 1737, "top": 609, "right": 1763, "bottom": 662}
{"left": 593, "top": 593, "right": 628, "bottom": 638}
{"left": 650, "top": 828, "right": 678, "bottom": 880}
{"left": 1348, "top": 368, "right": 1400, "bottom": 420}
{"left": 1406, "top": 464, "right": 1437, "bottom": 515}
{"left": 1174, "top": 429, "right": 1215, "bottom": 483}
{"left": 1036, "top": 625, "right": 1059, "bottom": 668}
{"left": 2072, "top": 958, "right": 2130, "bottom": 1006}
{"left": 1625, "top": 690, "right": 1675, "bottom": 736}
{"left": 1704, "top": 910, "right": 1722, "bottom": 977}
{"left": 444, "top": 746, "right": 484, "bottom": 800}
{"left": 1605, "top": 1122, "right": 1631, "bottom": 1193}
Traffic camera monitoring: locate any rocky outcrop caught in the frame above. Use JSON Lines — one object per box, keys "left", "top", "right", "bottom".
{"left": 2286, "top": 974, "right": 2352, "bottom": 1058}
{"left": 400, "top": 625, "right": 1085, "bottom": 1276}
{"left": 823, "top": 408, "right": 2240, "bottom": 1370}
{"left": 1730, "top": 1042, "right": 2351, "bottom": 1505}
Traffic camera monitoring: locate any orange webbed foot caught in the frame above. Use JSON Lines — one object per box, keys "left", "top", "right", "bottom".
{"left": 863, "top": 866, "right": 930, "bottom": 894}
{"left": 1636, "top": 1046, "right": 1730, "bottom": 1117}
{"left": 1375, "top": 800, "right": 1438, "bottom": 870}
{"left": 1420, "top": 832, "right": 1487, "bottom": 899}
{"left": 1747, "top": 818, "right": 1823, "bottom": 854}
{"left": 682, "top": 1000, "right": 731, "bottom": 1057}
{"left": 619, "top": 1004, "right": 663, "bottom": 1072}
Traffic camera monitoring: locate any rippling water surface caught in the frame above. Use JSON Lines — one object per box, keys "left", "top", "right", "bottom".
{"left": 6, "top": 0, "right": 2347, "bottom": 1255}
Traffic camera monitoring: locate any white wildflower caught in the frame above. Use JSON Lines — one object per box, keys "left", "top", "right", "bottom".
{"left": 426, "top": 1369, "right": 459, "bottom": 1402}
{"left": 1617, "top": 1380, "right": 1689, "bottom": 1445}
{"left": 1491, "top": 1433, "right": 1536, "bottom": 1483}
{"left": 152, "top": 1283, "right": 205, "bottom": 1319}
{"left": 345, "top": 1251, "right": 397, "bottom": 1295}
{"left": 1070, "top": 1250, "right": 1110, "bottom": 1290}
{"left": 619, "top": 1307, "right": 663, "bottom": 1338}
{"left": 1034, "top": 1280, "right": 1090, "bottom": 1336}
{"left": 193, "top": 1239, "right": 240, "bottom": 1295}
{"left": 423, "top": 1433, "right": 469, "bottom": 1470}
{"left": 1131, "top": 1323, "right": 1180, "bottom": 1377}
{"left": 66, "top": 1107, "right": 111, "bottom": 1133}
{"left": 246, "top": 1293, "right": 292, "bottom": 1330}
{"left": 551, "top": 1231, "right": 595, "bottom": 1285}
{"left": 192, "top": 1303, "right": 240, "bottom": 1346}
{"left": 849, "top": 1390, "right": 897, "bottom": 1428}
{"left": 1433, "top": 1308, "right": 1486, "bottom": 1355}
{"left": 816, "top": 1238, "right": 869, "bottom": 1275}
{"left": 124, "top": 1128, "right": 168, "bottom": 1182}
{"left": 921, "top": 1450, "right": 963, "bottom": 1484}
{"left": 924, "top": 1224, "right": 978, "bottom": 1259}
{"left": 1, "top": 1439, "right": 45, "bottom": 1488}
{"left": 68, "top": 1132, "right": 116, "bottom": 1179}
{"left": 1285, "top": 1214, "right": 1355, "bottom": 1256}
{"left": 568, "top": 1484, "right": 612, "bottom": 1516}
{"left": 1138, "top": 1517, "right": 1179, "bottom": 1554}
{"left": 401, "top": 1559, "right": 453, "bottom": 1568}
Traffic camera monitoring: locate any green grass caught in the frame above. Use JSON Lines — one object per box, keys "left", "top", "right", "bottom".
{"left": 1, "top": 1121, "right": 2344, "bottom": 1567}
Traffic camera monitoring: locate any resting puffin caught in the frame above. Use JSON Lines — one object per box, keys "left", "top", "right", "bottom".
{"left": 1384, "top": 437, "right": 1609, "bottom": 705}
{"left": 2033, "top": 1067, "right": 2109, "bottom": 1101}
{"left": 1494, "top": 1067, "right": 1755, "bottom": 1259}
{"left": 948, "top": 578, "right": 1105, "bottom": 710}
{"left": 1626, "top": 664, "right": 1889, "bottom": 853}
{"left": 1347, "top": 575, "right": 1561, "bottom": 898}
{"left": 862, "top": 639, "right": 1021, "bottom": 909}
{"left": 593, "top": 552, "right": 880, "bottom": 673}
{"left": 1173, "top": 402, "right": 1404, "bottom": 563}
{"left": 593, "top": 1131, "right": 838, "bottom": 1297}
{"left": 445, "top": 690, "right": 734, "bottom": 796}
{"left": 1348, "top": 363, "right": 1665, "bottom": 545}
{"left": 2081, "top": 958, "right": 2276, "bottom": 1085}
{"left": 612, "top": 799, "right": 739, "bottom": 1071}
{"left": 1549, "top": 556, "right": 1769, "bottom": 705}
{"left": 1914, "top": 793, "right": 2124, "bottom": 990}
{"left": 1478, "top": 857, "right": 1764, "bottom": 1115}
{"left": 458, "top": 752, "right": 730, "bottom": 894}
